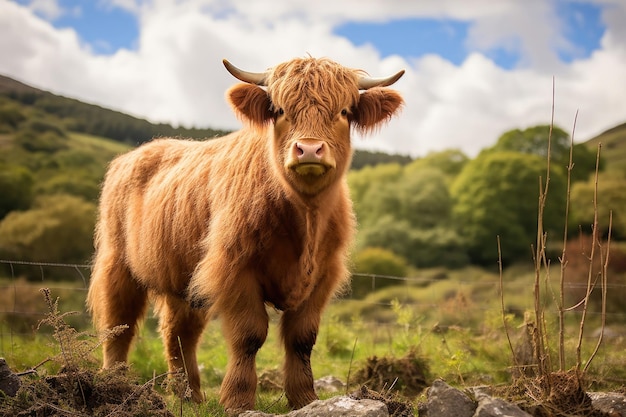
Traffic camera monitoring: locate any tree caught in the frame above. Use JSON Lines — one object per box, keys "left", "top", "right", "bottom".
{"left": 404, "top": 149, "right": 469, "bottom": 180}
{"left": 409, "top": 227, "right": 469, "bottom": 268}
{"left": 451, "top": 151, "right": 567, "bottom": 265}
{"left": 396, "top": 167, "right": 452, "bottom": 230}
{"left": 485, "top": 125, "right": 599, "bottom": 182}
{"left": 358, "top": 215, "right": 414, "bottom": 261}
{"left": 489, "top": 125, "right": 570, "bottom": 160}
{"left": 349, "top": 163, "right": 404, "bottom": 227}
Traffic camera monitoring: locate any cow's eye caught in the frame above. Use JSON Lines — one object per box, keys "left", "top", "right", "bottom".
{"left": 341, "top": 109, "right": 348, "bottom": 117}
{"left": 278, "top": 108, "right": 285, "bottom": 116}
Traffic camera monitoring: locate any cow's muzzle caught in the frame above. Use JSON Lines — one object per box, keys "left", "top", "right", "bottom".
{"left": 287, "top": 140, "right": 335, "bottom": 176}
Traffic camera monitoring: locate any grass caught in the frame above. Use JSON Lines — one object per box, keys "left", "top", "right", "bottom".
{"left": 1, "top": 260, "right": 626, "bottom": 415}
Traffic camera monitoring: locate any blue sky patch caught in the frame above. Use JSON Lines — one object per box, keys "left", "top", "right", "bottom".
{"left": 16, "top": 0, "right": 139, "bottom": 54}
{"left": 334, "top": 18, "right": 472, "bottom": 66}
{"left": 555, "top": 0, "right": 604, "bottom": 62}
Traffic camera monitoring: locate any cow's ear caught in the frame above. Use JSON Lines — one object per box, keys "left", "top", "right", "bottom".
{"left": 227, "top": 83, "right": 273, "bottom": 126}
{"left": 353, "top": 88, "right": 404, "bottom": 134}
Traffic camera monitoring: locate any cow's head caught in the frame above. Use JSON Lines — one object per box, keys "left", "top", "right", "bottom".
{"left": 224, "top": 57, "right": 404, "bottom": 196}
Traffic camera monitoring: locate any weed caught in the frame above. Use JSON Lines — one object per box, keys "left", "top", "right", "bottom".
{"left": 0, "top": 288, "right": 174, "bottom": 417}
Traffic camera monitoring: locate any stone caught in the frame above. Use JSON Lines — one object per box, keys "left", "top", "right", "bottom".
{"left": 418, "top": 379, "right": 476, "bottom": 417}
{"left": 238, "top": 396, "right": 388, "bottom": 417}
{"left": 0, "top": 358, "right": 21, "bottom": 397}
{"left": 314, "top": 375, "right": 345, "bottom": 393}
{"left": 589, "top": 392, "right": 626, "bottom": 416}
{"left": 475, "top": 396, "right": 532, "bottom": 417}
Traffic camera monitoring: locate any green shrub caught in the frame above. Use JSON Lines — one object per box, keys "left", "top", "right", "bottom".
{"left": 15, "top": 129, "right": 68, "bottom": 153}
{"left": 0, "top": 194, "right": 96, "bottom": 279}
{"left": 0, "top": 164, "right": 34, "bottom": 219}
{"left": 0, "top": 101, "right": 26, "bottom": 130}
{"left": 351, "top": 247, "right": 408, "bottom": 298}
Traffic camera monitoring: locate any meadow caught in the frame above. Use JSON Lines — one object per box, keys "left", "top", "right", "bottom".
{"left": 1, "top": 261, "right": 625, "bottom": 416}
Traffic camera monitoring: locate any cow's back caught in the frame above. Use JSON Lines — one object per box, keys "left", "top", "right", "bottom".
{"left": 96, "top": 136, "right": 234, "bottom": 294}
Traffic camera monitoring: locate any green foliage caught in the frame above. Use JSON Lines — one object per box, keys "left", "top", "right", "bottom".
{"left": 351, "top": 149, "right": 412, "bottom": 170}
{"left": 0, "top": 194, "right": 96, "bottom": 272}
{"left": 584, "top": 122, "right": 626, "bottom": 175}
{"left": 485, "top": 124, "right": 599, "bottom": 182}
{"left": 14, "top": 88, "right": 227, "bottom": 145}
{"left": 0, "top": 100, "right": 26, "bottom": 131}
{"left": 352, "top": 163, "right": 469, "bottom": 269}
{"left": 0, "top": 164, "right": 34, "bottom": 219}
{"left": 451, "top": 151, "right": 567, "bottom": 265}
{"left": 409, "top": 228, "right": 469, "bottom": 268}
{"left": 397, "top": 168, "right": 453, "bottom": 229}
{"left": 353, "top": 247, "right": 409, "bottom": 277}
{"left": 352, "top": 247, "right": 408, "bottom": 298}
{"left": 570, "top": 173, "right": 626, "bottom": 239}
{"left": 404, "top": 149, "right": 469, "bottom": 180}
{"left": 358, "top": 216, "right": 414, "bottom": 260}
{"left": 15, "top": 129, "right": 69, "bottom": 153}
{"left": 488, "top": 125, "right": 570, "bottom": 159}
{"left": 348, "top": 162, "right": 404, "bottom": 206}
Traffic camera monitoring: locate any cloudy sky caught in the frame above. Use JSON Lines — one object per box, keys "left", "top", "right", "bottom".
{"left": 1, "top": 0, "right": 625, "bottom": 157}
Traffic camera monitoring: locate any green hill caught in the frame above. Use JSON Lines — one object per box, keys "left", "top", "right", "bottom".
{"left": 0, "top": 73, "right": 412, "bottom": 168}
{"left": 0, "top": 74, "right": 229, "bottom": 145}
{"left": 585, "top": 122, "right": 626, "bottom": 173}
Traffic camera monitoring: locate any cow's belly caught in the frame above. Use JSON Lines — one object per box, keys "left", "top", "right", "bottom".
{"left": 124, "top": 223, "right": 202, "bottom": 296}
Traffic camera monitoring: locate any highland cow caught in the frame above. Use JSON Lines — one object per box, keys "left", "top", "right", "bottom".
{"left": 87, "top": 56, "right": 404, "bottom": 412}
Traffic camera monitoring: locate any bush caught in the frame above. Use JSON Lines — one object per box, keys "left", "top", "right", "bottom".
{"left": 0, "top": 194, "right": 96, "bottom": 279}
{"left": 0, "top": 101, "right": 26, "bottom": 131}
{"left": 351, "top": 247, "right": 408, "bottom": 298}
{"left": 15, "top": 129, "right": 68, "bottom": 153}
{"left": 0, "top": 164, "right": 34, "bottom": 219}
{"left": 39, "top": 173, "right": 101, "bottom": 201}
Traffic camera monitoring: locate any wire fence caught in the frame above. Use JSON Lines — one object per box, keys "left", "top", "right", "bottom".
{"left": 1, "top": 258, "right": 625, "bottom": 340}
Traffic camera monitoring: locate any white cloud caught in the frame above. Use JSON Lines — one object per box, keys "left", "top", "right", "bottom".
{"left": 0, "top": 0, "right": 624, "bottom": 158}
{"left": 23, "top": 0, "right": 64, "bottom": 20}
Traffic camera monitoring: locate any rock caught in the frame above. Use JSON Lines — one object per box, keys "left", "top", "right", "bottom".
{"left": 314, "top": 375, "right": 345, "bottom": 393}
{"left": 589, "top": 392, "right": 626, "bottom": 416}
{"left": 0, "top": 358, "right": 21, "bottom": 397}
{"left": 418, "top": 379, "right": 476, "bottom": 417}
{"left": 475, "top": 396, "right": 532, "bottom": 417}
{"left": 239, "top": 396, "right": 389, "bottom": 417}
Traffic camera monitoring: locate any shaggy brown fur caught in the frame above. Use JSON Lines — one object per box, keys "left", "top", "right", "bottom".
{"left": 87, "top": 57, "right": 403, "bottom": 413}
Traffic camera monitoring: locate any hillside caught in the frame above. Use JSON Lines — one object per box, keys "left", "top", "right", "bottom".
{"left": 0, "top": 74, "right": 229, "bottom": 145}
{"left": 0, "top": 74, "right": 412, "bottom": 168}
{"left": 585, "top": 122, "right": 626, "bottom": 172}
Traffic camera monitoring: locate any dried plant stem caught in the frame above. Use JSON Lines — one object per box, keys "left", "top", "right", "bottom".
{"left": 497, "top": 235, "right": 517, "bottom": 370}
{"left": 345, "top": 337, "right": 358, "bottom": 394}
{"left": 575, "top": 144, "right": 602, "bottom": 371}
{"left": 531, "top": 78, "right": 555, "bottom": 378}
{"left": 556, "top": 110, "right": 578, "bottom": 371}
{"left": 584, "top": 211, "right": 611, "bottom": 373}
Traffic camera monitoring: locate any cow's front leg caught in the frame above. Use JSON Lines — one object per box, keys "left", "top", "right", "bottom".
{"left": 280, "top": 297, "right": 325, "bottom": 409}
{"left": 218, "top": 273, "right": 269, "bottom": 413}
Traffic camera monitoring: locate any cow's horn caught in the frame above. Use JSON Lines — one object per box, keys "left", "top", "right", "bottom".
{"left": 223, "top": 59, "right": 268, "bottom": 86}
{"left": 358, "top": 69, "right": 405, "bottom": 90}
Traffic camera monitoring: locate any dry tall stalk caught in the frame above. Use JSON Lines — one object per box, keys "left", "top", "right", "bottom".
{"left": 501, "top": 81, "right": 610, "bottom": 393}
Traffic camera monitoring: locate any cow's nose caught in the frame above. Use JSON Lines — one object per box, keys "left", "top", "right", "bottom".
{"left": 295, "top": 141, "right": 324, "bottom": 163}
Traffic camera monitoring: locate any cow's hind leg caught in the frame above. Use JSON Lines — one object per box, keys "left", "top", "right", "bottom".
{"left": 156, "top": 295, "right": 208, "bottom": 403}
{"left": 87, "top": 256, "right": 148, "bottom": 368}
{"left": 218, "top": 273, "right": 269, "bottom": 413}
